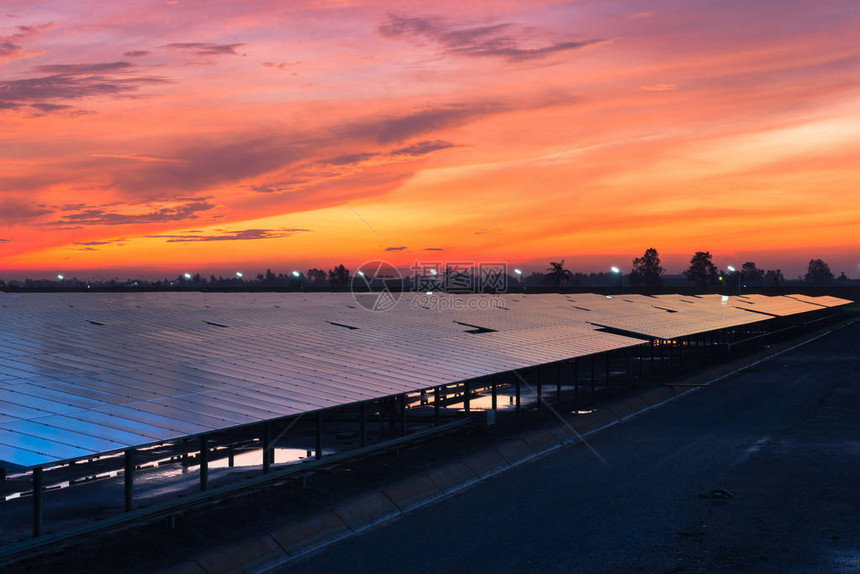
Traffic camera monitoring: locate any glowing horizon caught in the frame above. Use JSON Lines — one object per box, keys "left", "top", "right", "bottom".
{"left": 2, "top": 1, "right": 859, "bottom": 281}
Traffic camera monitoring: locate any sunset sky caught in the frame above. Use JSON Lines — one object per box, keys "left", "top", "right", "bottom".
{"left": 1, "top": 0, "right": 858, "bottom": 280}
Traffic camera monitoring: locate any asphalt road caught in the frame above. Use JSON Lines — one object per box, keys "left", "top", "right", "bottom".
{"left": 281, "top": 320, "right": 860, "bottom": 574}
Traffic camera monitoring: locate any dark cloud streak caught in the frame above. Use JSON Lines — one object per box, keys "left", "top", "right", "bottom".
{"left": 147, "top": 228, "right": 309, "bottom": 242}
{"left": 52, "top": 201, "right": 214, "bottom": 226}
{"left": 165, "top": 42, "right": 246, "bottom": 56}
{"left": 379, "top": 13, "right": 601, "bottom": 62}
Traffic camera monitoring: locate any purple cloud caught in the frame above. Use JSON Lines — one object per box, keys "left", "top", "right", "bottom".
{"left": 0, "top": 60, "right": 168, "bottom": 115}
{"left": 0, "top": 200, "right": 52, "bottom": 224}
{"left": 379, "top": 13, "right": 601, "bottom": 62}
{"left": 385, "top": 246, "right": 407, "bottom": 251}
{"left": 165, "top": 42, "right": 246, "bottom": 56}
{"left": 392, "top": 139, "right": 459, "bottom": 156}
{"left": 147, "top": 228, "right": 310, "bottom": 242}
{"left": 123, "top": 50, "right": 150, "bottom": 57}
{"left": 52, "top": 201, "right": 214, "bottom": 226}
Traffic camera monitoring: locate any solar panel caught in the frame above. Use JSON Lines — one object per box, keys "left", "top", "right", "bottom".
{"left": 0, "top": 291, "right": 849, "bottom": 469}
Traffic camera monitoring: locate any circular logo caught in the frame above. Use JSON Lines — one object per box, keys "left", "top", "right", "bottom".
{"left": 351, "top": 260, "right": 403, "bottom": 312}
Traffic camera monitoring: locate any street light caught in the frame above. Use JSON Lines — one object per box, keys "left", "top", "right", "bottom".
{"left": 291, "top": 270, "right": 301, "bottom": 278}
{"left": 727, "top": 265, "right": 740, "bottom": 295}
{"left": 57, "top": 274, "right": 64, "bottom": 281}
{"left": 514, "top": 268, "right": 525, "bottom": 292}
{"left": 610, "top": 266, "right": 623, "bottom": 294}
{"left": 183, "top": 272, "right": 192, "bottom": 280}
{"left": 236, "top": 271, "right": 244, "bottom": 279}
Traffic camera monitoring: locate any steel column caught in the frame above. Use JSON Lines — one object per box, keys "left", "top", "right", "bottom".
{"left": 315, "top": 412, "right": 323, "bottom": 460}
{"left": 515, "top": 374, "right": 521, "bottom": 414}
{"left": 199, "top": 434, "right": 208, "bottom": 491}
{"left": 262, "top": 421, "right": 271, "bottom": 474}
{"left": 360, "top": 401, "right": 368, "bottom": 447}
{"left": 491, "top": 377, "right": 498, "bottom": 412}
{"left": 124, "top": 449, "right": 134, "bottom": 512}
{"left": 33, "top": 468, "right": 43, "bottom": 538}
{"left": 556, "top": 363, "right": 562, "bottom": 401}
{"left": 536, "top": 366, "right": 542, "bottom": 409}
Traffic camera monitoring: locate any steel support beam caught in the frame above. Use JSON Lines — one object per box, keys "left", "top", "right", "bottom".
{"left": 491, "top": 377, "right": 498, "bottom": 412}
{"left": 199, "top": 435, "right": 208, "bottom": 491}
{"left": 399, "top": 393, "right": 407, "bottom": 436}
{"left": 124, "top": 449, "right": 134, "bottom": 512}
{"left": 360, "top": 402, "right": 367, "bottom": 447}
{"left": 556, "top": 363, "right": 562, "bottom": 401}
{"left": 315, "top": 412, "right": 323, "bottom": 460}
{"left": 32, "top": 468, "right": 43, "bottom": 538}
{"left": 536, "top": 366, "right": 542, "bottom": 410}
{"left": 262, "top": 421, "right": 271, "bottom": 474}
{"left": 515, "top": 374, "right": 521, "bottom": 414}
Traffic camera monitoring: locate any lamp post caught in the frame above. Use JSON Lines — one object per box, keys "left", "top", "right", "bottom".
{"left": 727, "top": 265, "right": 740, "bottom": 295}
{"left": 514, "top": 268, "right": 525, "bottom": 293}
{"left": 611, "top": 266, "right": 623, "bottom": 294}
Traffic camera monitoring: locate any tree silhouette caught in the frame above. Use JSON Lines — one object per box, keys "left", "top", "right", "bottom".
{"left": 683, "top": 251, "right": 719, "bottom": 286}
{"left": 764, "top": 269, "right": 784, "bottom": 286}
{"left": 328, "top": 264, "right": 350, "bottom": 290}
{"left": 630, "top": 248, "right": 664, "bottom": 288}
{"left": 545, "top": 259, "right": 572, "bottom": 286}
{"left": 805, "top": 259, "right": 834, "bottom": 284}
{"left": 306, "top": 268, "right": 327, "bottom": 285}
{"left": 741, "top": 261, "right": 764, "bottom": 283}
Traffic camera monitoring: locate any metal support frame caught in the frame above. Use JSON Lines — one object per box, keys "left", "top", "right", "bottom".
{"left": 515, "top": 374, "right": 521, "bottom": 414}
{"left": 463, "top": 380, "right": 471, "bottom": 413}
{"left": 199, "top": 435, "right": 208, "bottom": 491}
{"left": 262, "top": 421, "right": 271, "bottom": 474}
{"left": 491, "top": 377, "right": 498, "bottom": 411}
{"left": 574, "top": 358, "right": 579, "bottom": 396}
{"left": 556, "top": 363, "right": 562, "bottom": 401}
{"left": 32, "top": 468, "right": 43, "bottom": 538}
{"left": 434, "top": 386, "right": 441, "bottom": 426}
{"left": 536, "top": 366, "right": 542, "bottom": 409}
{"left": 605, "top": 352, "right": 611, "bottom": 386}
{"left": 590, "top": 355, "right": 596, "bottom": 392}
{"left": 124, "top": 449, "right": 134, "bottom": 512}
{"left": 315, "top": 412, "right": 323, "bottom": 460}
{"left": 399, "top": 393, "right": 407, "bottom": 436}
{"left": 360, "top": 402, "right": 368, "bottom": 447}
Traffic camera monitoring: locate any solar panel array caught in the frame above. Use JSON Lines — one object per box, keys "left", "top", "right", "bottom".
{"left": 0, "top": 291, "right": 850, "bottom": 470}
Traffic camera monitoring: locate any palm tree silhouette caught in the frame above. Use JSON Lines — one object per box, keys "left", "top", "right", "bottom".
{"left": 546, "top": 259, "right": 572, "bottom": 286}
